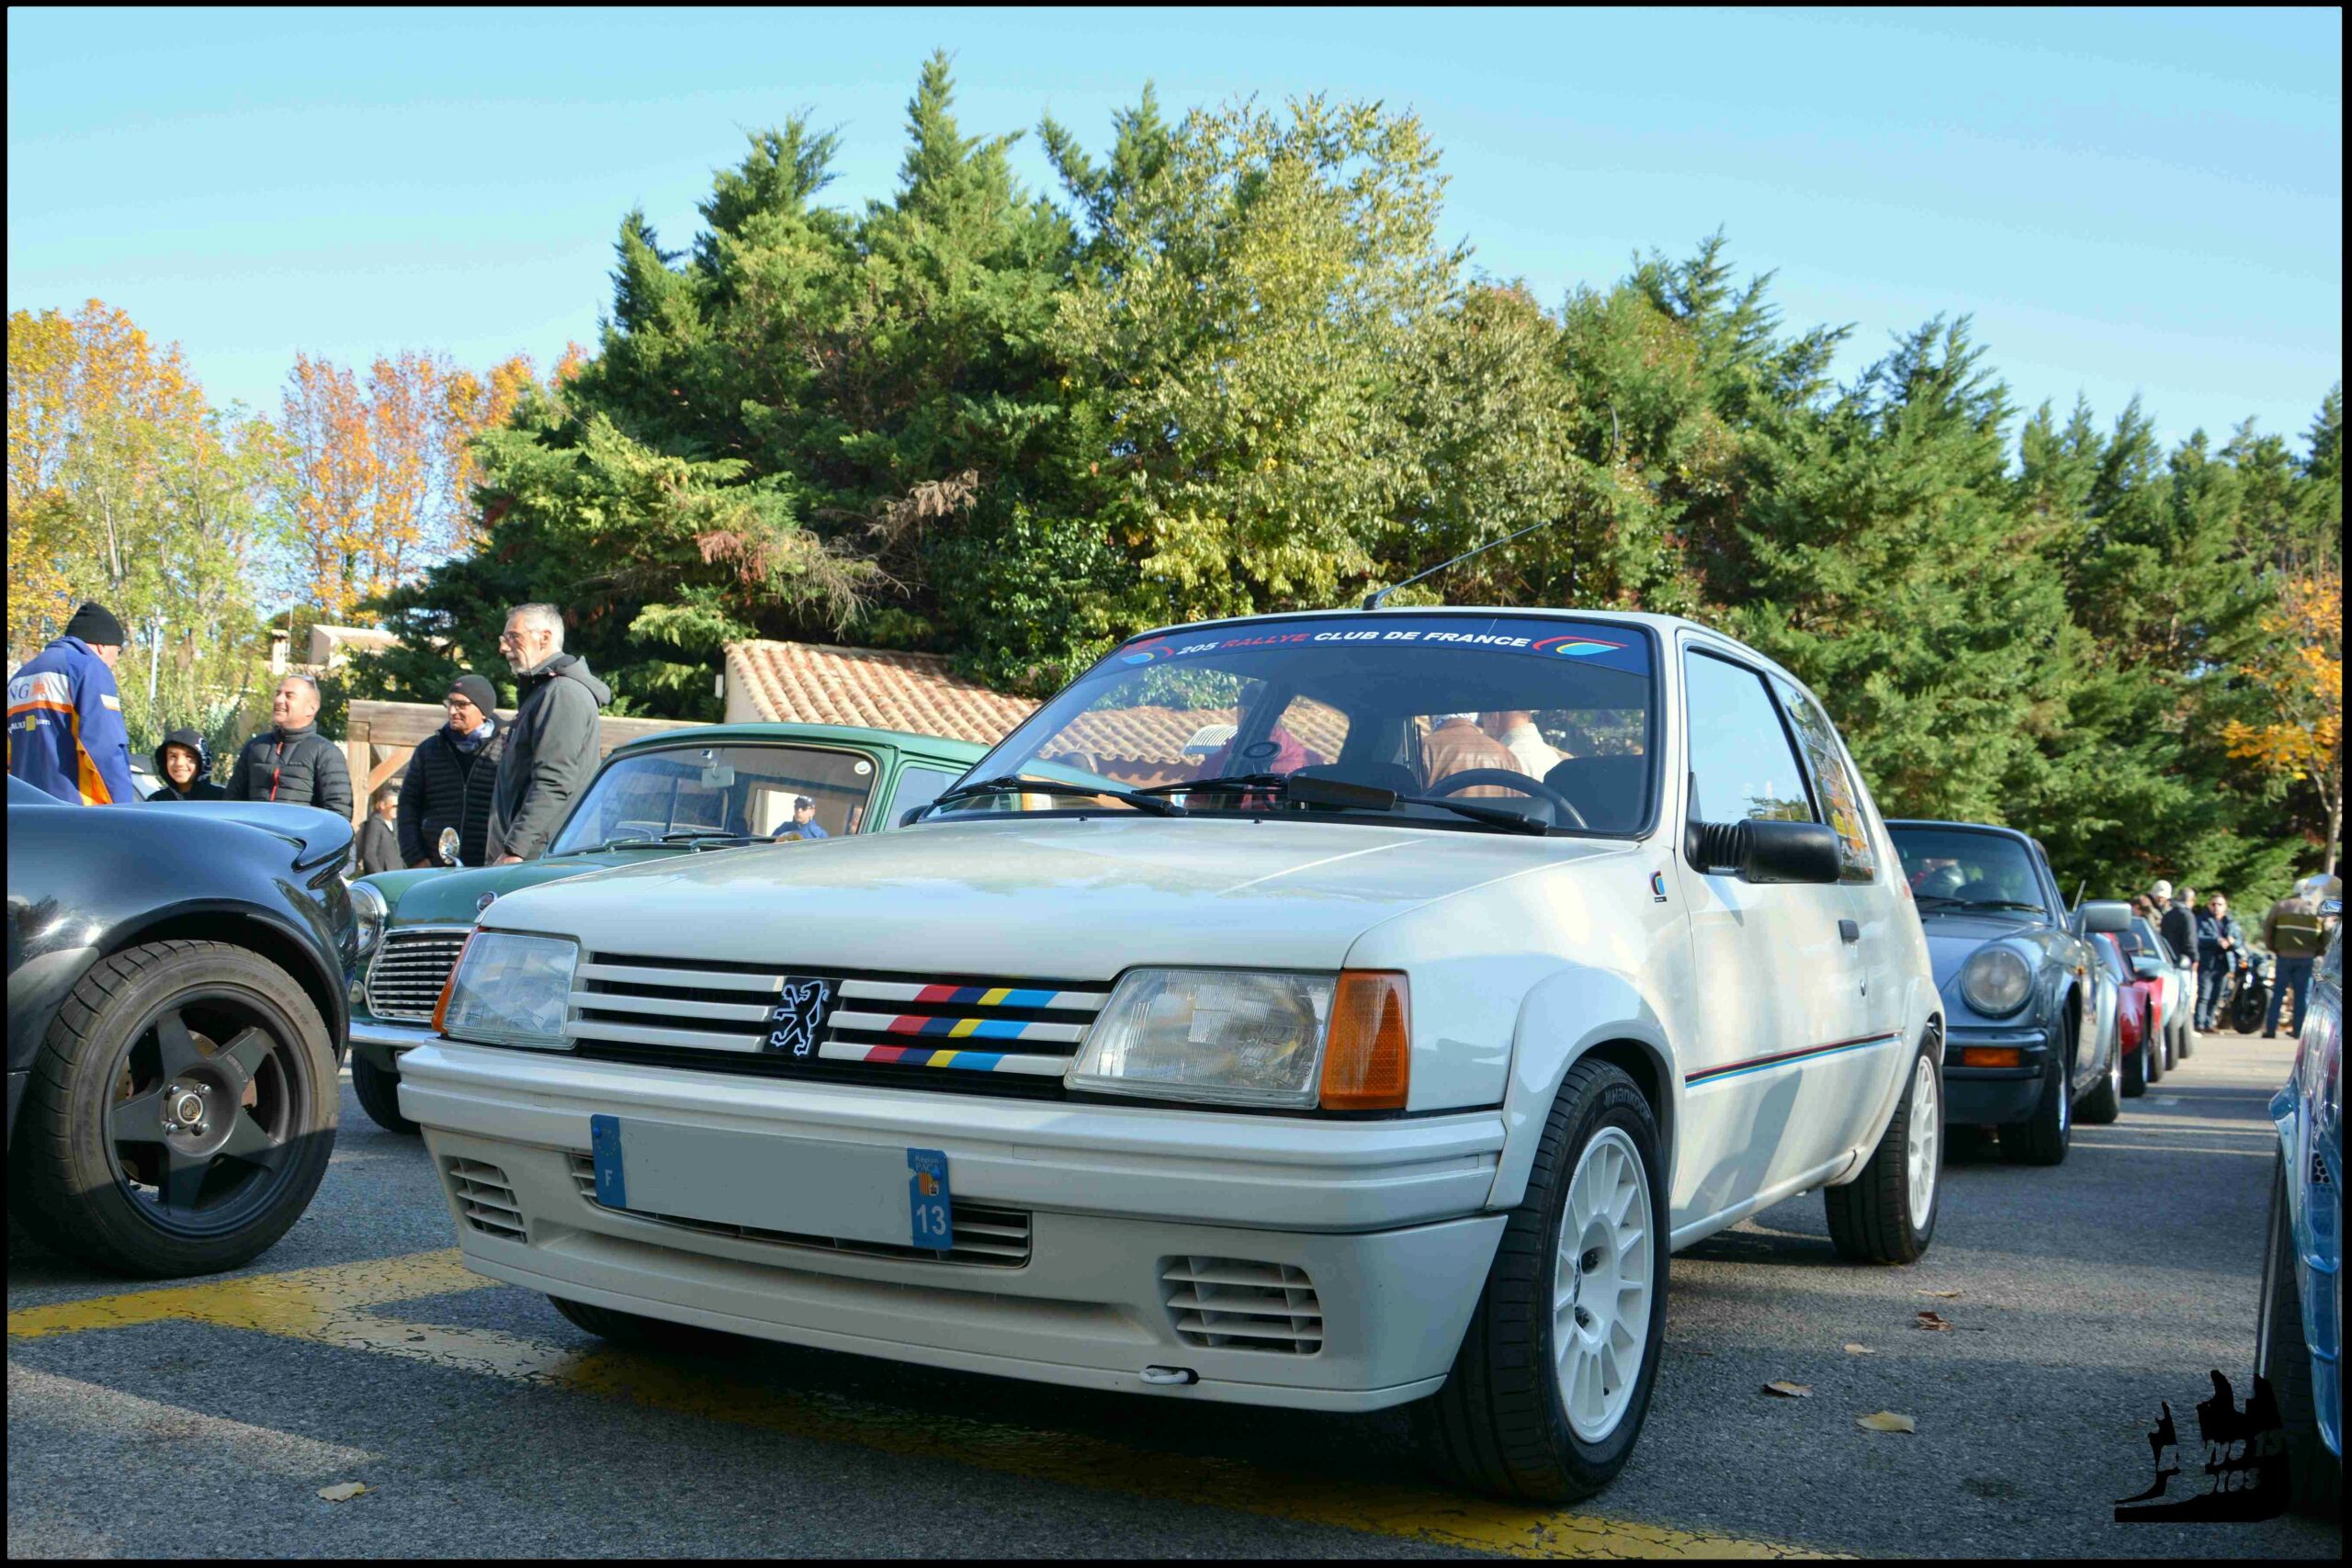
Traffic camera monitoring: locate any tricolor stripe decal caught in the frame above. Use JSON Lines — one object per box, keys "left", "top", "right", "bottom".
{"left": 818, "top": 1042, "right": 1067, "bottom": 1077}
{"left": 840, "top": 980, "right": 1105, "bottom": 1013}
{"left": 1684, "top": 1032, "right": 1905, "bottom": 1087}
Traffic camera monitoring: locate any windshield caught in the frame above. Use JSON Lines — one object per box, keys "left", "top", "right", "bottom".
{"left": 1887, "top": 826, "right": 2052, "bottom": 916}
{"left": 547, "top": 743, "right": 876, "bottom": 855}
{"left": 938, "top": 614, "right": 1655, "bottom": 835}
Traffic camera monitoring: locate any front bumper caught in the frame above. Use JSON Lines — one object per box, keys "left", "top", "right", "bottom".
{"left": 1942, "top": 1025, "right": 2052, "bottom": 1125}
{"left": 347, "top": 1016, "right": 439, "bottom": 1071}
{"left": 399, "top": 1043, "right": 1508, "bottom": 1411}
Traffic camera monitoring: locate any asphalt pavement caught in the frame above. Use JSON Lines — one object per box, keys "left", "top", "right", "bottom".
{"left": 7, "top": 1027, "right": 2341, "bottom": 1559}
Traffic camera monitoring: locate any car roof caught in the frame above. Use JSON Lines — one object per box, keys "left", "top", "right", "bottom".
{"left": 1124, "top": 604, "right": 1720, "bottom": 644}
{"left": 606, "top": 721, "right": 990, "bottom": 764}
{"left": 1884, "top": 818, "right": 2033, "bottom": 842}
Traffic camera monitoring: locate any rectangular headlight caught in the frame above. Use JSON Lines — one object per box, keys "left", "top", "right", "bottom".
{"left": 1068, "top": 969, "right": 1335, "bottom": 1108}
{"left": 440, "top": 931, "right": 579, "bottom": 1050}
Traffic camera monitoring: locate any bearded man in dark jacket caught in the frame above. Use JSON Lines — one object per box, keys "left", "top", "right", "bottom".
{"left": 397, "top": 673, "right": 506, "bottom": 867}
{"left": 223, "top": 673, "right": 352, "bottom": 818}
{"left": 148, "top": 728, "right": 228, "bottom": 801}
{"left": 486, "top": 604, "right": 609, "bottom": 863}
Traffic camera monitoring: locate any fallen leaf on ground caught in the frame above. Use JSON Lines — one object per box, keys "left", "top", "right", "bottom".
{"left": 1915, "top": 1310, "right": 1954, "bottom": 1331}
{"left": 1917, "top": 1289, "right": 1962, "bottom": 1298}
{"left": 1843, "top": 1343, "right": 1876, "bottom": 1355}
{"left": 1857, "top": 1411, "right": 1917, "bottom": 1435}
{"left": 1763, "top": 1380, "right": 1814, "bottom": 1398}
{"left": 316, "top": 1483, "right": 368, "bottom": 1503}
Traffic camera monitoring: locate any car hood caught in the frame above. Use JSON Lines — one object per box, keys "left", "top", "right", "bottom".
{"left": 153, "top": 800, "right": 353, "bottom": 869}
{"left": 1919, "top": 912, "right": 2052, "bottom": 982}
{"left": 480, "top": 816, "right": 1625, "bottom": 977}
{"left": 368, "top": 851, "right": 680, "bottom": 925}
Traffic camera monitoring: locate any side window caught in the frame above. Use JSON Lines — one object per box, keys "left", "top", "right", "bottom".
{"left": 889, "top": 765, "right": 961, "bottom": 828}
{"left": 1682, "top": 651, "right": 1815, "bottom": 825}
{"left": 1771, "top": 677, "right": 1879, "bottom": 883}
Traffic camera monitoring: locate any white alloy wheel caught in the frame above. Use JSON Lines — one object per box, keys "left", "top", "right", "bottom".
{"left": 1554, "top": 1124, "right": 1655, "bottom": 1443}
{"left": 1905, "top": 1055, "right": 1939, "bottom": 1222}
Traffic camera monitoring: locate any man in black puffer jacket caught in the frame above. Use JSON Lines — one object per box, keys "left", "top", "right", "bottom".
{"left": 148, "top": 728, "right": 228, "bottom": 801}
{"left": 487, "top": 604, "right": 609, "bottom": 863}
{"left": 397, "top": 673, "right": 506, "bottom": 867}
{"left": 223, "top": 673, "right": 353, "bottom": 818}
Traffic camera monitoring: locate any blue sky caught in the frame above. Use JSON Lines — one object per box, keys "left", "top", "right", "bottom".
{"left": 7, "top": 6, "right": 2341, "bottom": 453}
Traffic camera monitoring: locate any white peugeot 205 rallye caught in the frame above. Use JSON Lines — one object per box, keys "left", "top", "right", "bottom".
{"left": 401, "top": 607, "right": 1943, "bottom": 1500}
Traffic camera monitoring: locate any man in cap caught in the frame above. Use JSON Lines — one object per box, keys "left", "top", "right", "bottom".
{"left": 2154, "top": 880, "right": 2197, "bottom": 983}
{"left": 397, "top": 673, "right": 506, "bottom": 867}
{"left": 223, "top": 672, "right": 353, "bottom": 818}
{"left": 781, "top": 795, "right": 829, "bottom": 840}
{"left": 6, "top": 601, "right": 138, "bottom": 806}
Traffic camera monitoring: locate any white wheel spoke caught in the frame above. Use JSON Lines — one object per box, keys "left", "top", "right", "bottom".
{"left": 1552, "top": 1124, "right": 1656, "bottom": 1444}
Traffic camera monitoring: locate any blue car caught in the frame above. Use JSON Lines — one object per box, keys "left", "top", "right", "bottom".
{"left": 2258, "top": 882, "right": 2341, "bottom": 1515}
{"left": 1887, "top": 820, "right": 2131, "bottom": 1166}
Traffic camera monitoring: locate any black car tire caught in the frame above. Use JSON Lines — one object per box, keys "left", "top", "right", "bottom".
{"left": 351, "top": 1051, "right": 419, "bottom": 1135}
{"left": 548, "top": 1293, "right": 741, "bottom": 1353}
{"left": 1418, "top": 1058, "right": 1667, "bottom": 1502}
{"left": 2121, "top": 1028, "right": 2150, "bottom": 1098}
{"left": 2076, "top": 1036, "right": 2122, "bottom": 1124}
{"left": 2174, "top": 1009, "right": 2194, "bottom": 1059}
{"left": 2145, "top": 1022, "right": 2165, "bottom": 1083}
{"left": 1999, "top": 1043, "right": 2071, "bottom": 1166}
{"left": 1825, "top": 1038, "right": 1941, "bottom": 1263}
{"left": 2256, "top": 1156, "right": 2343, "bottom": 1518}
{"left": 6, "top": 941, "right": 336, "bottom": 1279}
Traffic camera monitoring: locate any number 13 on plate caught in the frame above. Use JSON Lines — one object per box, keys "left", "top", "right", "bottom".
{"left": 907, "top": 1147, "right": 953, "bottom": 1251}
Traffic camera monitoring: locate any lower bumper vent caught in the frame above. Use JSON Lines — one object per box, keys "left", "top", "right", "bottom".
{"left": 565, "top": 1156, "right": 1030, "bottom": 1269}
{"left": 1162, "top": 1256, "right": 1323, "bottom": 1353}
{"left": 444, "top": 1158, "right": 526, "bottom": 1239}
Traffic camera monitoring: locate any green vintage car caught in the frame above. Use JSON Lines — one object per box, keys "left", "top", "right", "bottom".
{"left": 344, "top": 721, "right": 990, "bottom": 1132}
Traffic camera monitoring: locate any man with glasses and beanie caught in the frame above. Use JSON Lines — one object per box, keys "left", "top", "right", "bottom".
{"left": 223, "top": 673, "right": 353, "bottom": 818}
{"left": 485, "top": 603, "right": 608, "bottom": 864}
{"left": 6, "top": 600, "right": 138, "bottom": 806}
{"left": 397, "top": 672, "right": 505, "bottom": 867}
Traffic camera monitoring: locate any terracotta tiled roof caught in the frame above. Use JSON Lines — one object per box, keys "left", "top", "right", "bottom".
{"left": 723, "top": 640, "right": 1039, "bottom": 747}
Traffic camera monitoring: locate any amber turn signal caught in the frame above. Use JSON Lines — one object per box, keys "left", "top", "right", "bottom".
{"left": 1959, "top": 1046, "right": 2021, "bottom": 1069}
{"left": 431, "top": 932, "right": 475, "bottom": 1036}
{"left": 1320, "top": 971, "right": 1409, "bottom": 1111}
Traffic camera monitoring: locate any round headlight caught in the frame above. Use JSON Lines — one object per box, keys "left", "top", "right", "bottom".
{"left": 348, "top": 880, "right": 389, "bottom": 963}
{"left": 1959, "top": 944, "right": 2033, "bottom": 1017}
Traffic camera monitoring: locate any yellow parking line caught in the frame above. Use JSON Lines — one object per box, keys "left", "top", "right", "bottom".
{"left": 9, "top": 1252, "right": 1824, "bottom": 1560}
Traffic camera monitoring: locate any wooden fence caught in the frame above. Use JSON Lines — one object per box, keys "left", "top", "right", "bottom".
{"left": 340, "top": 700, "right": 709, "bottom": 827}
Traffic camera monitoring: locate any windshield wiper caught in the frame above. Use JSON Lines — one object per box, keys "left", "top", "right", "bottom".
{"left": 1962, "top": 899, "right": 2049, "bottom": 914}
{"left": 924, "top": 773, "right": 1187, "bottom": 818}
{"left": 1140, "top": 773, "right": 1551, "bottom": 836}
{"left": 560, "top": 828, "right": 758, "bottom": 855}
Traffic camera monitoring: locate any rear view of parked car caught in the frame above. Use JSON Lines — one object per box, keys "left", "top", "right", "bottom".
{"left": 6, "top": 776, "right": 355, "bottom": 1277}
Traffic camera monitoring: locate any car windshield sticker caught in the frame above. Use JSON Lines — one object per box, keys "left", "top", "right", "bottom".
{"left": 1105, "top": 615, "right": 1650, "bottom": 677}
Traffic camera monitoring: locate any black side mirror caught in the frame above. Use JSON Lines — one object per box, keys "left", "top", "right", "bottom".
{"left": 1687, "top": 818, "right": 1842, "bottom": 885}
{"left": 2076, "top": 898, "right": 2132, "bottom": 935}
{"left": 899, "top": 806, "right": 926, "bottom": 829}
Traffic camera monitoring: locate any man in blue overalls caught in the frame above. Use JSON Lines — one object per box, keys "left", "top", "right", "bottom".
{"left": 6, "top": 601, "right": 137, "bottom": 807}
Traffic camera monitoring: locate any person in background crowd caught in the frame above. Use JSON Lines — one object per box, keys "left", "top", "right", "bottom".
{"left": 2130, "top": 893, "right": 2154, "bottom": 922}
{"left": 1482, "top": 709, "right": 1566, "bottom": 778}
{"left": 148, "top": 729, "right": 226, "bottom": 801}
{"left": 224, "top": 673, "right": 352, "bottom": 818}
{"left": 2156, "top": 880, "right": 2197, "bottom": 981}
{"left": 1422, "top": 711, "right": 1523, "bottom": 798}
{"left": 2194, "top": 891, "right": 2244, "bottom": 1032}
{"left": 2260, "top": 874, "right": 2334, "bottom": 1038}
{"left": 486, "top": 603, "right": 609, "bottom": 863}
{"left": 6, "top": 600, "right": 137, "bottom": 806}
{"left": 356, "top": 789, "right": 401, "bottom": 875}
{"left": 398, "top": 674, "right": 505, "bottom": 867}
{"left": 780, "top": 795, "right": 828, "bottom": 840}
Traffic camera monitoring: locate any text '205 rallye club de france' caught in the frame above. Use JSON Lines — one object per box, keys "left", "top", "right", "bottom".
{"left": 399, "top": 607, "right": 1949, "bottom": 1501}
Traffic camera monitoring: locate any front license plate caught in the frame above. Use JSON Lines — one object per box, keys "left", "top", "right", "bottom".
{"left": 585, "top": 1115, "right": 936, "bottom": 1250}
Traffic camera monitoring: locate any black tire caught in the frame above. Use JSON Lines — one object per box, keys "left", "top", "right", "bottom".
{"left": 1419, "top": 1059, "right": 1667, "bottom": 1502}
{"left": 6, "top": 940, "right": 336, "bottom": 1278}
{"left": 1825, "top": 1037, "right": 1941, "bottom": 1263}
{"left": 2256, "top": 1156, "right": 2344, "bottom": 1518}
{"left": 2076, "top": 1033, "right": 2122, "bottom": 1124}
{"left": 2145, "top": 1021, "right": 2165, "bottom": 1084}
{"left": 2121, "top": 1027, "right": 2150, "bottom": 1099}
{"left": 1999, "top": 1040, "right": 2072, "bottom": 1167}
{"left": 2162, "top": 1016, "right": 2177, "bottom": 1069}
{"left": 350, "top": 1051, "right": 419, "bottom": 1135}
{"left": 2174, "top": 1008, "right": 2194, "bottom": 1059}
{"left": 547, "top": 1293, "right": 740, "bottom": 1352}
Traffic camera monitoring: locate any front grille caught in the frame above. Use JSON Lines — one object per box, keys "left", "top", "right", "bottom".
{"left": 564, "top": 953, "right": 1110, "bottom": 1097}
{"left": 566, "top": 1156, "right": 1030, "bottom": 1267}
{"left": 444, "top": 1157, "right": 526, "bottom": 1239}
{"left": 1162, "top": 1257, "right": 1323, "bottom": 1353}
{"left": 367, "top": 927, "right": 471, "bottom": 1021}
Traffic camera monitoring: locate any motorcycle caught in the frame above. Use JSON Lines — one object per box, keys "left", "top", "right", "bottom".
{"left": 2228, "top": 948, "right": 2275, "bottom": 1035}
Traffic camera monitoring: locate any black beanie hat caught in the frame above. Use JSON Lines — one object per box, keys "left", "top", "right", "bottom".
{"left": 64, "top": 602, "right": 127, "bottom": 647}
{"left": 446, "top": 673, "right": 498, "bottom": 717}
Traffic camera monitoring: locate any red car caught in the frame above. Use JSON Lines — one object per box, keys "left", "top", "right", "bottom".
{"left": 2096, "top": 931, "right": 2162, "bottom": 1094}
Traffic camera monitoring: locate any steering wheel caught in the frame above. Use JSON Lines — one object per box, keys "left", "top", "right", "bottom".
{"left": 1420, "top": 769, "right": 1589, "bottom": 829}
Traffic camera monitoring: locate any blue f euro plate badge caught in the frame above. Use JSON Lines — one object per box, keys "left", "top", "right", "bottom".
{"left": 907, "top": 1147, "right": 953, "bottom": 1251}
{"left": 590, "top": 1114, "right": 627, "bottom": 1209}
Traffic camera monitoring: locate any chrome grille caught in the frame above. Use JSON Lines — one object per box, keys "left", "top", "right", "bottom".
{"left": 566, "top": 1156, "right": 1030, "bottom": 1267}
{"left": 444, "top": 1157, "right": 526, "bottom": 1239}
{"left": 366, "top": 927, "right": 470, "bottom": 1021}
{"left": 1162, "top": 1257, "right": 1323, "bottom": 1353}
{"left": 564, "top": 953, "right": 1109, "bottom": 1094}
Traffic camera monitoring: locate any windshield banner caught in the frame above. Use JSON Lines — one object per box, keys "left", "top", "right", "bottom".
{"left": 1109, "top": 616, "right": 1651, "bottom": 677}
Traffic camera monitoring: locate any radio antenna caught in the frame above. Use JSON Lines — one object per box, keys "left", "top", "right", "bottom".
{"left": 1360, "top": 402, "right": 1621, "bottom": 613}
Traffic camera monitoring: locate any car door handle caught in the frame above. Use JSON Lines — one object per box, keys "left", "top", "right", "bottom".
{"left": 1838, "top": 919, "right": 1860, "bottom": 945}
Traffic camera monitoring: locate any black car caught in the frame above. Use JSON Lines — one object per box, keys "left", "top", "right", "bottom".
{"left": 6, "top": 775, "right": 356, "bottom": 1277}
